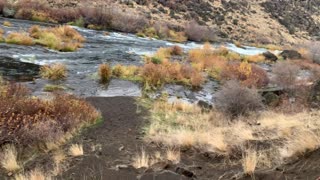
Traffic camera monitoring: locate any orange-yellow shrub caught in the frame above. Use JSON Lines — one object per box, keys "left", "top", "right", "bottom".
{"left": 220, "top": 62, "right": 269, "bottom": 88}
{"left": 0, "top": 82, "right": 100, "bottom": 147}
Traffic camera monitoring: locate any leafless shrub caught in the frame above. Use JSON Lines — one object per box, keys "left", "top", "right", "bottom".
{"left": 79, "top": 6, "right": 113, "bottom": 28}
{"left": 305, "top": 41, "right": 320, "bottom": 64}
{"left": 185, "top": 20, "right": 217, "bottom": 42}
{"left": 215, "top": 80, "right": 263, "bottom": 118}
{"left": 272, "top": 61, "right": 300, "bottom": 92}
{"left": 111, "top": 9, "right": 148, "bottom": 33}
{"left": 50, "top": 8, "right": 80, "bottom": 23}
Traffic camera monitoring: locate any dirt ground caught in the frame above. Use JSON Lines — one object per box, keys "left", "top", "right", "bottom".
{"left": 2, "top": 97, "right": 319, "bottom": 179}
{"left": 55, "top": 97, "right": 320, "bottom": 180}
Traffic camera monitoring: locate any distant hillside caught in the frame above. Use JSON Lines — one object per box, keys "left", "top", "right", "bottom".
{"left": 115, "top": 0, "right": 320, "bottom": 44}
{"left": 3, "top": 0, "right": 320, "bottom": 44}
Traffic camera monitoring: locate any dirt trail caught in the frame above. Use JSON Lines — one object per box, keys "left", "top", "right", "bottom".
{"left": 58, "top": 97, "right": 146, "bottom": 179}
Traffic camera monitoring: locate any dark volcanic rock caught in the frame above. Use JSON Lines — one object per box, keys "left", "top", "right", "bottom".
{"left": 0, "top": 56, "right": 40, "bottom": 81}
{"left": 263, "top": 92, "right": 280, "bottom": 107}
{"left": 261, "top": 0, "right": 320, "bottom": 36}
{"left": 280, "top": 50, "right": 302, "bottom": 60}
{"left": 175, "top": 167, "right": 196, "bottom": 178}
{"left": 263, "top": 51, "right": 278, "bottom": 62}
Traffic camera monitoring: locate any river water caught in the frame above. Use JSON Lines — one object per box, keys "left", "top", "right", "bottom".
{"left": 0, "top": 17, "right": 269, "bottom": 104}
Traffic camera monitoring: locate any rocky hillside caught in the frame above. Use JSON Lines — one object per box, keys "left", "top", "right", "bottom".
{"left": 117, "top": 0, "right": 320, "bottom": 44}
{"left": 11, "top": 0, "right": 320, "bottom": 44}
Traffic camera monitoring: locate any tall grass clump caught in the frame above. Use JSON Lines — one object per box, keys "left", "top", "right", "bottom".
{"left": 1, "top": 145, "right": 20, "bottom": 172}
{"left": 3, "top": 21, "right": 12, "bottom": 27}
{"left": 141, "top": 62, "right": 204, "bottom": 90}
{"left": 40, "top": 63, "right": 67, "bottom": 81}
{"left": 98, "top": 64, "right": 112, "bottom": 83}
{"left": 31, "top": 25, "right": 85, "bottom": 52}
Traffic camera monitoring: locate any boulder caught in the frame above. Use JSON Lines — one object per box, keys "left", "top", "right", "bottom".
{"left": 197, "top": 100, "right": 213, "bottom": 110}
{"left": 280, "top": 50, "right": 302, "bottom": 60}
{"left": 3, "top": 7, "right": 16, "bottom": 18}
{"left": 0, "top": 56, "right": 40, "bottom": 81}
{"left": 262, "top": 51, "right": 278, "bottom": 62}
{"left": 263, "top": 92, "right": 280, "bottom": 107}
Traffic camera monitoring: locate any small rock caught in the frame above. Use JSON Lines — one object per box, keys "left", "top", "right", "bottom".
{"left": 197, "top": 100, "right": 213, "bottom": 110}
{"left": 119, "top": 145, "right": 124, "bottom": 151}
{"left": 116, "top": 164, "right": 129, "bottom": 170}
{"left": 263, "top": 92, "right": 280, "bottom": 107}
{"left": 150, "top": 161, "right": 171, "bottom": 171}
{"left": 176, "top": 167, "right": 196, "bottom": 178}
{"left": 3, "top": 7, "right": 15, "bottom": 17}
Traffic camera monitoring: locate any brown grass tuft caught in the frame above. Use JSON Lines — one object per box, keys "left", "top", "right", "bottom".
{"left": 132, "top": 149, "right": 150, "bottom": 169}
{"left": 98, "top": 64, "right": 112, "bottom": 83}
{"left": 15, "top": 169, "right": 52, "bottom": 180}
{"left": 69, "top": 144, "right": 84, "bottom": 157}
{"left": 242, "top": 149, "right": 258, "bottom": 175}
{"left": 40, "top": 63, "right": 67, "bottom": 81}
{"left": 1, "top": 145, "right": 20, "bottom": 172}
{"left": 3, "top": 21, "right": 12, "bottom": 27}
{"left": 6, "top": 32, "right": 34, "bottom": 46}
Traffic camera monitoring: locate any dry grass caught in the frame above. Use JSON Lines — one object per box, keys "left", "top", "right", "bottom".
{"left": 137, "top": 24, "right": 187, "bottom": 43}
{"left": 31, "top": 25, "right": 85, "bottom": 52}
{"left": 243, "top": 54, "right": 266, "bottom": 63}
{"left": 40, "top": 63, "right": 67, "bottom": 81}
{"left": 112, "top": 64, "right": 141, "bottom": 81}
{"left": 188, "top": 44, "right": 228, "bottom": 78}
{"left": 3, "top": 21, "right": 12, "bottom": 27}
{"left": 113, "top": 48, "right": 204, "bottom": 90}
{"left": 166, "top": 149, "right": 180, "bottom": 164}
{"left": 15, "top": 169, "right": 52, "bottom": 180}
{"left": 132, "top": 149, "right": 150, "bottom": 169}
{"left": 1, "top": 145, "right": 20, "bottom": 172}
{"left": 242, "top": 149, "right": 258, "bottom": 175}
{"left": 28, "top": 25, "right": 84, "bottom": 51}
{"left": 144, "top": 99, "right": 320, "bottom": 170}
{"left": 69, "top": 144, "right": 84, "bottom": 157}
{"left": 6, "top": 32, "right": 34, "bottom": 46}
{"left": 98, "top": 64, "right": 112, "bottom": 83}
{"left": 53, "top": 151, "right": 66, "bottom": 164}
